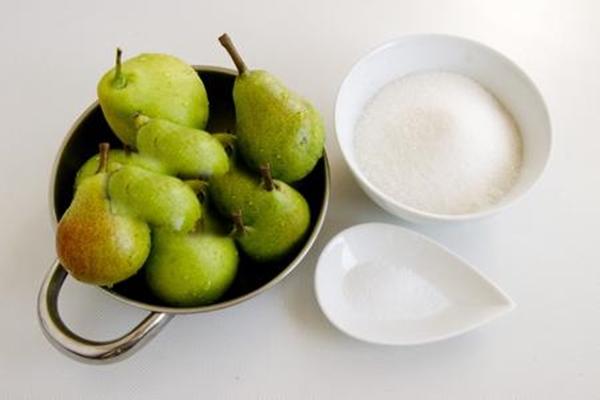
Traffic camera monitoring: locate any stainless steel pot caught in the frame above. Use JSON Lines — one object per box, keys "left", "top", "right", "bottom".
{"left": 37, "top": 66, "right": 330, "bottom": 364}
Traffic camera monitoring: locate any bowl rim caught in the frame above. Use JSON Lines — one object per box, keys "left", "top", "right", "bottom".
{"left": 334, "top": 33, "right": 552, "bottom": 222}
{"left": 49, "top": 65, "right": 331, "bottom": 314}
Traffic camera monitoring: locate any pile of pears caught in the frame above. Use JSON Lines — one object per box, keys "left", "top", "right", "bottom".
{"left": 56, "top": 34, "right": 325, "bottom": 307}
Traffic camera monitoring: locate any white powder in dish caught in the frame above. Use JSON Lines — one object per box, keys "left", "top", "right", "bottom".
{"left": 343, "top": 261, "right": 448, "bottom": 321}
{"left": 354, "top": 71, "right": 523, "bottom": 215}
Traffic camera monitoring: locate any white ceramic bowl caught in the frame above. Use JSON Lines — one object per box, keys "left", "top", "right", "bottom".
{"left": 315, "top": 223, "right": 514, "bottom": 345}
{"left": 335, "top": 34, "right": 552, "bottom": 223}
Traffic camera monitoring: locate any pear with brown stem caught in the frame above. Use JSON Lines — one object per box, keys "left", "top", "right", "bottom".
{"left": 218, "top": 33, "right": 325, "bottom": 183}
{"left": 56, "top": 143, "right": 151, "bottom": 286}
{"left": 210, "top": 162, "right": 310, "bottom": 262}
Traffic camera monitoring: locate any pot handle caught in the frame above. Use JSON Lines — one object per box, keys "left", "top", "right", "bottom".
{"left": 37, "top": 259, "right": 173, "bottom": 364}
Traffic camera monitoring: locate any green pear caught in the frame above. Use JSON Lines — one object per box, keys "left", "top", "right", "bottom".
{"left": 219, "top": 34, "right": 325, "bottom": 183}
{"left": 209, "top": 162, "right": 310, "bottom": 262}
{"left": 56, "top": 143, "right": 150, "bottom": 286}
{"left": 75, "top": 149, "right": 167, "bottom": 187}
{"left": 97, "top": 49, "right": 209, "bottom": 147}
{"left": 145, "top": 198, "right": 238, "bottom": 307}
{"left": 108, "top": 165, "right": 201, "bottom": 232}
{"left": 135, "top": 115, "right": 230, "bottom": 178}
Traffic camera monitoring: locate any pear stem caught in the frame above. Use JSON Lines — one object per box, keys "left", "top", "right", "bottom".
{"left": 193, "top": 217, "right": 205, "bottom": 234}
{"left": 218, "top": 34, "right": 248, "bottom": 75}
{"left": 97, "top": 143, "right": 110, "bottom": 173}
{"left": 133, "top": 113, "right": 151, "bottom": 130}
{"left": 112, "top": 48, "right": 127, "bottom": 88}
{"left": 231, "top": 210, "right": 246, "bottom": 237}
{"left": 213, "top": 133, "right": 237, "bottom": 153}
{"left": 123, "top": 143, "right": 133, "bottom": 156}
{"left": 260, "top": 163, "right": 275, "bottom": 191}
{"left": 184, "top": 179, "right": 209, "bottom": 201}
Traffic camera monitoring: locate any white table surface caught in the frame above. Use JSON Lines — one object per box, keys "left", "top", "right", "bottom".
{"left": 1, "top": 0, "right": 599, "bottom": 398}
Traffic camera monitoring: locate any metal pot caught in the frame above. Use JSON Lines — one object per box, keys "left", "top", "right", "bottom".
{"left": 37, "top": 66, "right": 330, "bottom": 364}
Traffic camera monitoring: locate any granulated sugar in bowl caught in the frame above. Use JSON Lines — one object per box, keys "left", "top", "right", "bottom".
{"left": 354, "top": 71, "right": 522, "bottom": 215}
{"left": 335, "top": 35, "right": 552, "bottom": 223}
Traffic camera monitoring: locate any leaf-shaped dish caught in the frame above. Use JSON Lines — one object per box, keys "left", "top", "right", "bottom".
{"left": 315, "top": 223, "right": 514, "bottom": 345}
